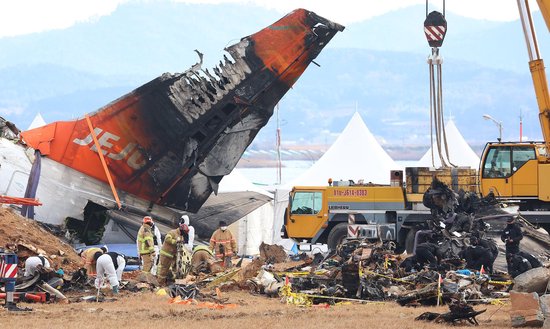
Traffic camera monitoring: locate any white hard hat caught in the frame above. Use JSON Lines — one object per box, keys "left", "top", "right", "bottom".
{"left": 181, "top": 214, "right": 190, "bottom": 226}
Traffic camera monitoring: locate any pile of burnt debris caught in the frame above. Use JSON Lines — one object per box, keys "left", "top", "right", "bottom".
{"left": 227, "top": 179, "right": 550, "bottom": 326}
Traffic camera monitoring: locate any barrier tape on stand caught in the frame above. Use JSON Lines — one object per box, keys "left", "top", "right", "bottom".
{"left": 279, "top": 283, "right": 385, "bottom": 306}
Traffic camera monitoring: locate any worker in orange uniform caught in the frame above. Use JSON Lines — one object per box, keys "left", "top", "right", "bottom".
{"left": 136, "top": 216, "right": 156, "bottom": 275}
{"left": 79, "top": 245, "right": 107, "bottom": 276}
{"left": 209, "top": 220, "right": 237, "bottom": 268}
{"left": 157, "top": 223, "right": 190, "bottom": 286}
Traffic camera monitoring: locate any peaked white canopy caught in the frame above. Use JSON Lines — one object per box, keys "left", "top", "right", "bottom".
{"left": 417, "top": 119, "right": 480, "bottom": 168}
{"left": 27, "top": 113, "right": 46, "bottom": 130}
{"left": 218, "top": 168, "right": 272, "bottom": 197}
{"left": 287, "top": 112, "right": 399, "bottom": 187}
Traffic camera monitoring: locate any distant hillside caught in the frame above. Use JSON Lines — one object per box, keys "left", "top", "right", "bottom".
{"left": 0, "top": 3, "right": 280, "bottom": 76}
{"left": 251, "top": 47, "right": 540, "bottom": 152}
{"left": 0, "top": 63, "right": 137, "bottom": 124}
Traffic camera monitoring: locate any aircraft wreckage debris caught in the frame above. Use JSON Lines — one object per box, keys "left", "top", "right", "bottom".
{"left": 16, "top": 8, "right": 345, "bottom": 218}
{"left": 0, "top": 177, "right": 549, "bottom": 328}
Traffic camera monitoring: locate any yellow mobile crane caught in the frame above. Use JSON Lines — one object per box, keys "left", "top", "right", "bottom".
{"left": 479, "top": 0, "right": 550, "bottom": 232}
{"left": 282, "top": 2, "right": 550, "bottom": 252}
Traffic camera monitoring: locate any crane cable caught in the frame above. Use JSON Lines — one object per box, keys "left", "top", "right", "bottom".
{"left": 437, "top": 58, "right": 455, "bottom": 167}
{"left": 425, "top": 1, "right": 456, "bottom": 168}
{"left": 428, "top": 43, "right": 455, "bottom": 168}
{"left": 428, "top": 49, "right": 444, "bottom": 167}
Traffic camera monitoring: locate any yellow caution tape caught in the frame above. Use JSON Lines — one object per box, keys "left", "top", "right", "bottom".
{"left": 279, "top": 284, "right": 384, "bottom": 306}
{"left": 279, "top": 284, "right": 312, "bottom": 307}
{"left": 488, "top": 280, "right": 513, "bottom": 285}
{"left": 275, "top": 271, "right": 310, "bottom": 276}
{"left": 205, "top": 268, "right": 241, "bottom": 288}
{"left": 490, "top": 299, "right": 507, "bottom": 306}
{"left": 275, "top": 271, "right": 327, "bottom": 277}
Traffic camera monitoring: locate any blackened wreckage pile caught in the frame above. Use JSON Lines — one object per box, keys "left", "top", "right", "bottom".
{"left": 227, "top": 178, "right": 550, "bottom": 325}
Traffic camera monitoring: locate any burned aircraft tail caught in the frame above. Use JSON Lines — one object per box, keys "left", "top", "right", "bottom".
{"left": 20, "top": 9, "right": 344, "bottom": 213}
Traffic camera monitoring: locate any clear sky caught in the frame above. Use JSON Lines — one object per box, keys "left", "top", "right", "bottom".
{"left": 0, "top": 0, "right": 522, "bottom": 38}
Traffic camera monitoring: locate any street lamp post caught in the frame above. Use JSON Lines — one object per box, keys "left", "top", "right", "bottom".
{"left": 483, "top": 114, "right": 503, "bottom": 142}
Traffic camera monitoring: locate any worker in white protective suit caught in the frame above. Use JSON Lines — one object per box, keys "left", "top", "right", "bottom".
{"left": 24, "top": 255, "right": 51, "bottom": 277}
{"left": 180, "top": 215, "right": 195, "bottom": 251}
{"left": 151, "top": 220, "right": 162, "bottom": 275}
{"left": 94, "top": 251, "right": 126, "bottom": 294}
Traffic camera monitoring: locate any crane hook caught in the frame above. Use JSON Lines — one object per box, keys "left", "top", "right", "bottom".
{"left": 424, "top": 1, "right": 447, "bottom": 48}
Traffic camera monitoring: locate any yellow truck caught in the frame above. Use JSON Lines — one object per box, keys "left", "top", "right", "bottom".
{"left": 479, "top": 0, "right": 550, "bottom": 225}
{"left": 281, "top": 168, "right": 477, "bottom": 252}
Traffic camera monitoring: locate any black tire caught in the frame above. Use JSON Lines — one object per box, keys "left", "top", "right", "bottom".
{"left": 405, "top": 228, "right": 418, "bottom": 254}
{"left": 327, "top": 223, "right": 348, "bottom": 251}
{"left": 394, "top": 227, "right": 409, "bottom": 254}
{"left": 394, "top": 243, "right": 406, "bottom": 255}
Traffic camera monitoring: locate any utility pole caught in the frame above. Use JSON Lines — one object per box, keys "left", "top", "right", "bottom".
{"left": 276, "top": 104, "right": 282, "bottom": 185}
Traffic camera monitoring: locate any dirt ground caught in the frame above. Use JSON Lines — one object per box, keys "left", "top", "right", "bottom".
{"left": 0, "top": 290, "right": 512, "bottom": 329}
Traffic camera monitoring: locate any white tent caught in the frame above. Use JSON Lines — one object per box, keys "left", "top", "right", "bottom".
{"left": 218, "top": 168, "right": 272, "bottom": 196}
{"left": 27, "top": 113, "right": 46, "bottom": 130}
{"left": 417, "top": 119, "right": 480, "bottom": 169}
{"left": 287, "top": 112, "right": 399, "bottom": 187}
{"left": 272, "top": 112, "right": 400, "bottom": 244}
{"left": 220, "top": 169, "right": 275, "bottom": 256}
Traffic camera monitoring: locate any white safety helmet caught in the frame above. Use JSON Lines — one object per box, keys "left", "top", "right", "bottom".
{"left": 181, "top": 214, "right": 190, "bottom": 226}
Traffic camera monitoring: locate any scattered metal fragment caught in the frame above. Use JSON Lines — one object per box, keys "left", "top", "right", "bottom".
{"left": 416, "top": 299, "right": 486, "bottom": 325}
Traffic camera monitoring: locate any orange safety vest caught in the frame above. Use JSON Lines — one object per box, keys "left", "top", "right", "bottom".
{"left": 209, "top": 229, "right": 237, "bottom": 258}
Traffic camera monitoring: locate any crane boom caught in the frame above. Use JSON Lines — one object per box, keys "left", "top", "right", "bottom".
{"left": 537, "top": 0, "right": 550, "bottom": 32}
{"left": 518, "top": 0, "right": 550, "bottom": 154}
{"left": 479, "top": 0, "right": 550, "bottom": 219}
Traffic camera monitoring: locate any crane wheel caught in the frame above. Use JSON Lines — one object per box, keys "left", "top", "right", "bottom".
{"left": 327, "top": 223, "right": 348, "bottom": 251}
{"left": 405, "top": 229, "right": 418, "bottom": 254}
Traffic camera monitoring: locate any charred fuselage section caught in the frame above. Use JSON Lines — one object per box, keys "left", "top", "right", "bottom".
{"left": 21, "top": 9, "right": 344, "bottom": 212}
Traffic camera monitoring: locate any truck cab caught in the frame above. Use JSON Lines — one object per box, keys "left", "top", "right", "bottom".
{"left": 480, "top": 142, "right": 550, "bottom": 209}
{"left": 285, "top": 187, "right": 328, "bottom": 239}
{"left": 282, "top": 168, "right": 477, "bottom": 252}
{"left": 283, "top": 180, "right": 427, "bottom": 251}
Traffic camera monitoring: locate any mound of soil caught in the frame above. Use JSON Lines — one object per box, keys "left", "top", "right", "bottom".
{"left": 0, "top": 207, "right": 81, "bottom": 271}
